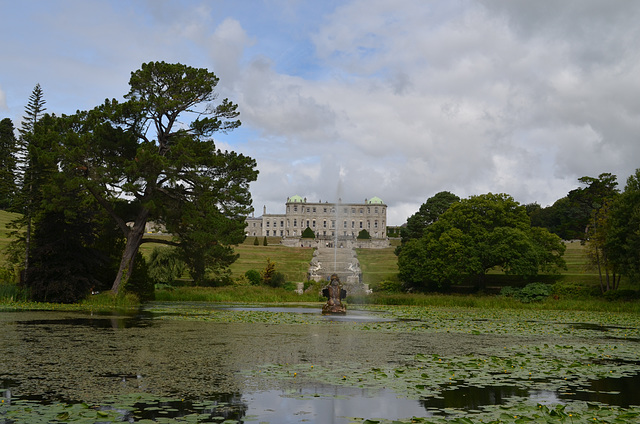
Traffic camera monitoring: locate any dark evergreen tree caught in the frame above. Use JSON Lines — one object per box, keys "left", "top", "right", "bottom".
{"left": 0, "top": 118, "right": 18, "bottom": 210}
{"left": 58, "top": 62, "right": 257, "bottom": 293}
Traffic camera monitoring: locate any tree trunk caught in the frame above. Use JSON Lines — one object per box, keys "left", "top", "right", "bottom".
{"left": 111, "top": 210, "right": 149, "bottom": 294}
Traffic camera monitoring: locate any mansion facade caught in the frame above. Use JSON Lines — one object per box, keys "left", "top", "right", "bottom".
{"left": 246, "top": 195, "right": 388, "bottom": 241}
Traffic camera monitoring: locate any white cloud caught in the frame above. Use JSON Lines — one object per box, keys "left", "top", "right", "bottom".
{"left": 2, "top": 0, "right": 639, "bottom": 224}
{"left": 0, "top": 87, "right": 6, "bottom": 110}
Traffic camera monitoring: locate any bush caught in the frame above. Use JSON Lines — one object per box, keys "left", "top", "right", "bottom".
{"left": 357, "top": 229, "right": 371, "bottom": 239}
{"left": 147, "top": 247, "right": 186, "bottom": 285}
{"left": 603, "top": 289, "right": 640, "bottom": 301}
{"left": 253, "top": 237, "right": 259, "bottom": 245}
{"left": 269, "top": 272, "right": 286, "bottom": 288}
{"left": 376, "top": 279, "right": 404, "bottom": 293}
{"left": 500, "top": 283, "right": 553, "bottom": 303}
{"left": 301, "top": 227, "right": 315, "bottom": 239}
{"left": 245, "top": 269, "right": 262, "bottom": 285}
{"left": 552, "top": 281, "right": 600, "bottom": 299}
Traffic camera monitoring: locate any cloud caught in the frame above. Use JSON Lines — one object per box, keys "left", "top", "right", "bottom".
{"left": 0, "top": 86, "right": 6, "bottom": 110}
{"left": 3, "top": 0, "right": 639, "bottom": 225}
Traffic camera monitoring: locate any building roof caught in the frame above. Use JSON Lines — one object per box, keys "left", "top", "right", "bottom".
{"left": 287, "top": 195, "right": 305, "bottom": 203}
{"left": 367, "top": 196, "right": 385, "bottom": 204}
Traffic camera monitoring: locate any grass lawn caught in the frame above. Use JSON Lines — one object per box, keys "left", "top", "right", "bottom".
{"left": 0, "top": 209, "right": 615, "bottom": 291}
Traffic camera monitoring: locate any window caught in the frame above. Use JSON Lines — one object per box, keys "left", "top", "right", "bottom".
{"left": 359, "top": 208, "right": 363, "bottom": 214}
{"left": 324, "top": 208, "right": 327, "bottom": 213}
{"left": 312, "top": 220, "right": 316, "bottom": 227}
{"left": 306, "top": 207, "right": 310, "bottom": 212}
{"left": 266, "top": 230, "right": 269, "bottom": 236}
{"left": 331, "top": 220, "right": 335, "bottom": 228}
{"left": 359, "top": 221, "right": 363, "bottom": 229}
{"left": 294, "top": 219, "right": 297, "bottom": 227}
{"left": 313, "top": 207, "right": 316, "bottom": 212}
{"left": 375, "top": 207, "right": 378, "bottom": 213}
{"left": 351, "top": 208, "right": 355, "bottom": 214}
{"left": 351, "top": 221, "right": 355, "bottom": 228}
{"left": 294, "top": 205, "right": 298, "bottom": 212}
{"left": 343, "top": 221, "right": 347, "bottom": 228}
{"left": 374, "top": 220, "right": 378, "bottom": 228}
{"left": 280, "top": 220, "right": 284, "bottom": 227}
{"left": 343, "top": 208, "right": 348, "bottom": 214}
{"left": 323, "top": 220, "right": 327, "bottom": 228}
{"left": 306, "top": 220, "right": 310, "bottom": 228}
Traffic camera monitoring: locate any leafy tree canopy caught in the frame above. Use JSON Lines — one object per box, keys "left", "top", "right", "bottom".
{"left": 58, "top": 61, "right": 258, "bottom": 292}
{"left": 607, "top": 169, "right": 640, "bottom": 286}
{"left": 398, "top": 193, "right": 566, "bottom": 291}
{"left": 401, "top": 191, "right": 459, "bottom": 243}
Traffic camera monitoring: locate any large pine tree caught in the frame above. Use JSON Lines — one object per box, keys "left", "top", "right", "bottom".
{"left": 0, "top": 118, "right": 18, "bottom": 210}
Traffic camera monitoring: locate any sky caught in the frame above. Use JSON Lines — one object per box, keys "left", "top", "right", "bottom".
{"left": 1, "top": 0, "right": 639, "bottom": 225}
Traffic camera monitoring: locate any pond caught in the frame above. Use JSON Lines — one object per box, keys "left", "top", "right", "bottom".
{"left": 1, "top": 303, "right": 639, "bottom": 423}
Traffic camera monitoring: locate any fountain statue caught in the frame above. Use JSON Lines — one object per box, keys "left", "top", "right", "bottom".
{"left": 321, "top": 274, "right": 347, "bottom": 315}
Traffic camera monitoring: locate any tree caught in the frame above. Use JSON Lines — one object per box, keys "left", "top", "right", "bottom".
{"left": 301, "top": 226, "right": 315, "bottom": 238}
{"left": 357, "top": 229, "right": 371, "bottom": 239}
{"left": 60, "top": 62, "right": 258, "bottom": 293}
{"left": 401, "top": 191, "right": 459, "bottom": 243}
{"left": 607, "top": 169, "right": 640, "bottom": 287}
{"left": 0, "top": 118, "right": 18, "bottom": 210}
{"left": 11, "top": 84, "right": 47, "bottom": 277}
{"left": 398, "top": 193, "right": 566, "bottom": 291}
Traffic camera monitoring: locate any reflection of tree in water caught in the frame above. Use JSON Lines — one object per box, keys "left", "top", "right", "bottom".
{"left": 126, "top": 392, "right": 248, "bottom": 422}
{"left": 420, "top": 385, "right": 529, "bottom": 412}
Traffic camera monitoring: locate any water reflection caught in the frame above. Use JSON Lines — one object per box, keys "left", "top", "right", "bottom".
{"left": 1, "top": 305, "right": 639, "bottom": 422}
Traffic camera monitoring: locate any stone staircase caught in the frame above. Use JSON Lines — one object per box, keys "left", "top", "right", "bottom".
{"left": 308, "top": 247, "right": 369, "bottom": 294}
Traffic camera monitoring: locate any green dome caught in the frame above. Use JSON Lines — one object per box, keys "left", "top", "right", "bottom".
{"left": 367, "top": 196, "right": 384, "bottom": 204}
{"left": 287, "top": 195, "right": 304, "bottom": 203}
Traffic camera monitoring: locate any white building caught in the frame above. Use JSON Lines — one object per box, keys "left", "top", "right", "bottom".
{"left": 246, "top": 195, "right": 388, "bottom": 244}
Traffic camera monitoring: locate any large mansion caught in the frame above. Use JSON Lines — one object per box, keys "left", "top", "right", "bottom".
{"left": 246, "top": 195, "right": 388, "bottom": 241}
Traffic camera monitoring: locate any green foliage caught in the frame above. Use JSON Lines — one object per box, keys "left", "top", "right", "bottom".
{"left": 607, "top": 169, "right": 640, "bottom": 286}
{"left": 401, "top": 191, "right": 459, "bottom": 244}
{"left": 301, "top": 226, "right": 315, "bottom": 239}
{"left": 602, "top": 289, "right": 640, "bottom": 301}
{"left": 262, "top": 258, "right": 276, "bottom": 286}
{"left": 0, "top": 118, "right": 18, "bottom": 210}
{"left": 263, "top": 236, "right": 268, "bottom": 246}
{"left": 375, "top": 278, "right": 404, "bottom": 293}
{"left": 270, "top": 272, "right": 286, "bottom": 288}
{"left": 500, "top": 282, "right": 553, "bottom": 303}
{"left": 244, "top": 269, "right": 261, "bottom": 285}
{"left": 398, "top": 193, "right": 566, "bottom": 292}
{"left": 22, "top": 210, "right": 111, "bottom": 303}
{"left": 147, "top": 247, "right": 186, "bottom": 285}
{"left": 57, "top": 61, "right": 257, "bottom": 293}
{"left": 357, "top": 229, "right": 371, "bottom": 239}
{"left": 253, "top": 236, "right": 259, "bottom": 245}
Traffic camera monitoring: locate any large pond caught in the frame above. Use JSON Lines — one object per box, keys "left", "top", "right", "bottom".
{"left": 1, "top": 302, "right": 639, "bottom": 423}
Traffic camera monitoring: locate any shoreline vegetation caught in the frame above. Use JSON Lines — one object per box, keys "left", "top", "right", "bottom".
{"left": 2, "top": 211, "right": 639, "bottom": 314}
{"left": 1, "top": 286, "right": 639, "bottom": 314}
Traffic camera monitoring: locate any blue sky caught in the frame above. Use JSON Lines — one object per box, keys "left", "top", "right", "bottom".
{"left": 2, "top": 0, "right": 640, "bottom": 225}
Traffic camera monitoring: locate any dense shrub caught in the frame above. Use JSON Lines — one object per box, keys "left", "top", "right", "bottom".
{"left": 301, "top": 227, "right": 315, "bottom": 239}
{"left": 500, "top": 282, "right": 553, "bottom": 303}
{"left": 147, "top": 247, "right": 186, "bottom": 285}
{"left": 244, "top": 269, "right": 262, "bottom": 285}
{"left": 603, "top": 289, "right": 640, "bottom": 301}
{"left": 269, "top": 272, "right": 286, "bottom": 288}
{"left": 376, "top": 279, "right": 404, "bottom": 293}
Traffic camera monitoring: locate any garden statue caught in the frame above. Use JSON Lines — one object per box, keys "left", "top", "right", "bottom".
{"left": 322, "top": 274, "right": 347, "bottom": 314}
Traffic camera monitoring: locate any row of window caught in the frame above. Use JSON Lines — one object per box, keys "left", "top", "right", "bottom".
{"left": 289, "top": 205, "right": 384, "bottom": 215}
{"left": 253, "top": 230, "right": 384, "bottom": 237}
{"left": 262, "top": 219, "right": 383, "bottom": 229}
